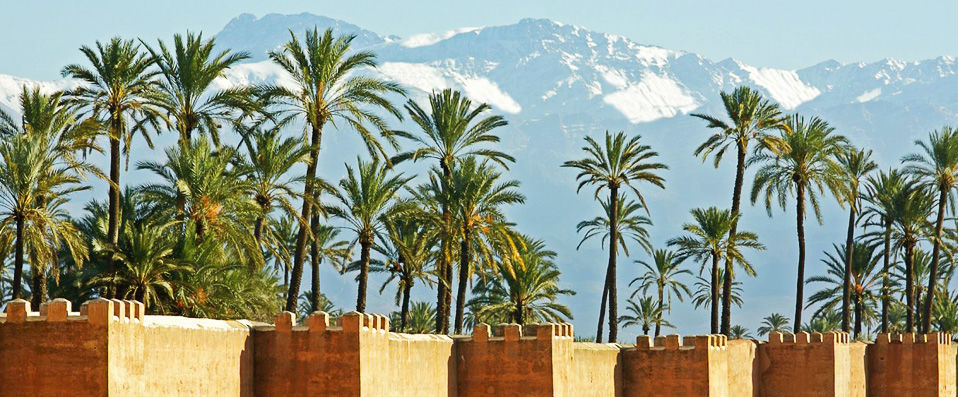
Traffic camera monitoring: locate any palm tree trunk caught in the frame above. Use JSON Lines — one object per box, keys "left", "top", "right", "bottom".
{"left": 30, "top": 266, "right": 46, "bottom": 308}
{"left": 643, "top": 325, "right": 649, "bottom": 335}
{"left": 711, "top": 253, "right": 720, "bottom": 334}
{"left": 854, "top": 297, "right": 862, "bottom": 338}
{"left": 253, "top": 216, "right": 264, "bottom": 242}
{"left": 721, "top": 141, "right": 747, "bottom": 335}
{"left": 310, "top": 213, "right": 321, "bottom": 311}
{"left": 793, "top": 181, "right": 807, "bottom": 334}
{"left": 881, "top": 218, "right": 891, "bottom": 332}
{"left": 356, "top": 238, "right": 371, "bottom": 312}
{"left": 905, "top": 241, "right": 915, "bottom": 332}
{"left": 607, "top": 186, "right": 620, "bottom": 343}
{"left": 286, "top": 124, "right": 322, "bottom": 311}
{"left": 435, "top": 247, "right": 448, "bottom": 333}
{"left": 655, "top": 286, "right": 664, "bottom": 337}
{"left": 107, "top": 132, "right": 121, "bottom": 298}
{"left": 436, "top": 163, "right": 453, "bottom": 334}
{"left": 11, "top": 215, "right": 24, "bottom": 300}
{"left": 842, "top": 206, "right": 856, "bottom": 332}
{"left": 922, "top": 188, "right": 948, "bottom": 333}
{"left": 400, "top": 280, "right": 412, "bottom": 332}
{"left": 516, "top": 300, "right": 525, "bottom": 325}
{"left": 454, "top": 232, "right": 471, "bottom": 334}
{"left": 595, "top": 278, "right": 608, "bottom": 343}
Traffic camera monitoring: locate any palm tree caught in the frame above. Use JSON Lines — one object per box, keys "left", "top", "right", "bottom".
{"left": 94, "top": 220, "right": 182, "bottom": 310}
{"left": 750, "top": 115, "right": 848, "bottom": 332}
{"left": 468, "top": 236, "right": 574, "bottom": 326}
{"left": 262, "top": 28, "right": 405, "bottom": 312}
{"left": 145, "top": 31, "right": 256, "bottom": 145}
{"left": 885, "top": 179, "right": 934, "bottom": 331}
{"left": 619, "top": 296, "right": 670, "bottom": 336}
{"left": 806, "top": 243, "right": 882, "bottom": 338}
{"left": 563, "top": 130, "right": 666, "bottom": 342}
{"left": 576, "top": 193, "right": 654, "bottom": 342}
{"left": 327, "top": 158, "right": 411, "bottom": 312}
{"left": 630, "top": 249, "right": 691, "bottom": 336}
{"left": 306, "top": 224, "right": 351, "bottom": 312}
{"left": 835, "top": 148, "right": 877, "bottom": 332}
{"left": 373, "top": 217, "right": 435, "bottom": 331}
{"left": 449, "top": 158, "right": 525, "bottom": 333}
{"left": 297, "top": 291, "right": 342, "bottom": 320}
{"left": 691, "top": 270, "right": 744, "bottom": 311}
{"left": 902, "top": 127, "right": 958, "bottom": 332}
{"left": 668, "top": 207, "right": 764, "bottom": 333}
{"left": 691, "top": 86, "right": 784, "bottom": 334}
{"left": 396, "top": 301, "right": 438, "bottom": 334}
{"left": 757, "top": 313, "right": 790, "bottom": 336}
{"left": 932, "top": 289, "right": 958, "bottom": 333}
{"left": 863, "top": 168, "right": 907, "bottom": 332}
{"left": 62, "top": 37, "right": 163, "bottom": 296}
{"left": 803, "top": 309, "right": 842, "bottom": 333}
{"left": 729, "top": 325, "right": 753, "bottom": 339}
{"left": 397, "top": 88, "right": 512, "bottom": 334}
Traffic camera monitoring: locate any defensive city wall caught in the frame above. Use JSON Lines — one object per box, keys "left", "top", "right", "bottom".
{"left": 0, "top": 298, "right": 956, "bottom": 396}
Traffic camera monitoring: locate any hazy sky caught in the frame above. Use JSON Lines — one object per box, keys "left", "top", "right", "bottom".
{"left": 4, "top": 1, "right": 956, "bottom": 79}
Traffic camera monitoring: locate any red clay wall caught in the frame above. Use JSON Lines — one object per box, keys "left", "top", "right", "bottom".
{"left": 867, "top": 333, "right": 956, "bottom": 397}
{"left": 757, "top": 331, "right": 851, "bottom": 397}
{"left": 622, "top": 334, "right": 729, "bottom": 397}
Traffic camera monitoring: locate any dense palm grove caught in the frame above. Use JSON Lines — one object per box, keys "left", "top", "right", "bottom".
{"left": 1, "top": 27, "right": 958, "bottom": 341}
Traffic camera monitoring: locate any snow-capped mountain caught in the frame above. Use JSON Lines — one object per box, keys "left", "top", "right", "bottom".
{"left": 2, "top": 13, "right": 957, "bottom": 336}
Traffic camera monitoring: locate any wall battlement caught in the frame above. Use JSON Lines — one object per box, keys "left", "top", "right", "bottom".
{"left": 2, "top": 298, "right": 958, "bottom": 396}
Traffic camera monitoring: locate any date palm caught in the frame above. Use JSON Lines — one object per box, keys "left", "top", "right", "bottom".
{"left": 468, "top": 236, "right": 574, "bottom": 325}
{"left": 262, "top": 28, "right": 405, "bottom": 312}
{"left": 885, "top": 179, "right": 934, "bottom": 331}
{"left": 691, "top": 86, "right": 784, "bottom": 334}
{"left": 396, "top": 88, "right": 512, "bottom": 334}
{"left": 835, "top": 148, "right": 877, "bottom": 332}
{"left": 729, "top": 325, "right": 753, "bottom": 339}
{"left": 668, "top": 207, "right": 764, "bottom": 333}
{"left": 306, "top": 223, "right": 351, "bottom": 312}
{"left": 757, "top": 313, "right": 790, "bottom": 336}
{"left": 630, "top": 249, "right": 691, "bottom": 336}
{"left": 902, "top": 127, "right": 958, "bottom": 332}
{"left": 373, "top": 217, "right": 435, "bottom": 331}
{"left": 691, "top": 270, "right": 744, "bottom": 311}
{"left": 563, "top": 130, "right": 666, "bottom": 342}
{"left": 397, "top": 301, "right": 438, "bottom": 334}
{"left": 863, "top": 168, "right": 907, "bottom": 332}
{"left": 750, "top": 115, "right": 848, "bottom": 332}
{"left": 62, "top": 37, "right": 163, "bottom": 296}
{"left": 93, "top": 220, "right": 182, "bottom": 311}
{"left": 576, "top": 193, "right": 653, "bottom": 341}
{"left": 145, "top": 31, "right": 256, "bottom": 145}
{"left": 449, "top": 158, "right": 525, "bottom": 333}
{"left": 803, "top": 309, "right": 842, "bottom": 333}
{"left": 806, "top": 242, "right": 882, "bottom": 338}
{"left": 619, "top": 296, "right": 670, "bottom": 336}
{"left": 327, "top": 158, "right": 411, "bottom": 312}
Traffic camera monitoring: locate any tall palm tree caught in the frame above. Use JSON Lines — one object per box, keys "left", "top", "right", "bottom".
{"left": 576, "top": 194, "right": 654, "bottom": 341}
{"left": 374, "top": 217, "right": 435, "bottom": 331}
{"left": 691, "top": 86, "right": 784, "bottom": 334}
{"left": 691, "top": 270, "right": 744, "bottom": 312}
{"left": 468, "top": 236, "right": 574, "bottom": 325}
{"left": 885, "top": 179, "right": 934, "bottom": 331}
{"left": 619, "top": 296, "right": 670, "bottom": 336}
{"left": 806, "top": 243, "right": 882, "bottom": 338}
{"left": 449, "top": 158, "right": 525, "bottom": 333}
{"left": 630, "top": 249, "right": 691, "bottom": 336}
{"left": 62, "top": 37, "right": 163, "bottom": 296}
{"left": 863, "top": 168, "right": 907, "bottom": 332}
{"left": 307, "top": 224, "right": 351, "bottom": 312}
{"left": 563, "top": 130, "right": 667, "bottom": 343}
{"left": 902, "top": 127, "right": 958, "bottom": 332}
{"left": 145, "top": 31, "right": 256, "bottom": 145}
{"left": 757, "top": 313, "right": 790, "bottom": 336}
{"left": 750, "top": 115, "right": 848, "bottom": 332}
{"left": 397, "top": 88, "right": 512, "bottom": 334}
{"left": 262, "top": 28, "right": 405, "bottom": 312}
{"left": 835, "top": 148, "right": 877, "bottom": 332}
{"left": 668, "top": 207, "right": 764, "bottom": 333}
{"left": 327, "top": 158, "right": 411, "bottom": 312}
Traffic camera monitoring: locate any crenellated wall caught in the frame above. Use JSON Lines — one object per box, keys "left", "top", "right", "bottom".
{"left": 2, "top": 298, "right": 958, "bottom": 396}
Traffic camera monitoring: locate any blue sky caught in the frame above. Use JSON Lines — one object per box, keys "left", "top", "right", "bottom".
{"left": 4, "top": 1, "right": 957, "bottom": 79}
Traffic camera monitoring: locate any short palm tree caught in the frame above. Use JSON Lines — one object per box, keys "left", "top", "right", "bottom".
{"left": 750, "top": 114, "right": 848, "bottom": 332}
{"left": 94, "top": 220, "right": 182, "bottom": 310}
{"left": 691, "top": 270, "right": 744, "bottom": 311}
{"left": 630, "top": 249, "right": 691, "bottom": 336}
{"left": 62, "top": 38, "right": 163, "bottom": 296}
{"left": 863, "top": 168, "right": 907, "bottom": 332}
{"left": 374, "top": 217, "right": 435, "bottom": 331}
{"left": 145, "top": 31, "right": 256, "bottom": 145}
{"left": 691, "top": 86, "right": 784, "bottom": 334}
{"left": 757, "top": 313, "right": 791, "bottom": 337}
{"left": 729, "top": 325, "right": 753, "bottom": 339}
{"left": 835, "top": 148, "right": 877, "bottom": 332}
{"left": 399, "top": 301, "right": 438, "bottom": 334}
{"left": 576, "top": 193, "right": 654, "bottom": 341}
{"left": 396, "top": 88, "right": 512, "bottom": 334}
{"left": 468, "top": 236, "right": 574, "bottom": 325}
{"left": 932, "top": 289, "right": 958, "bottom": 333}
{"left": 806, "top": 243, "right": 882, "bottom": 338}
{"left": 306, "top": 223, "right": 351, "bottom": 312}
{"left": 563, "top": 130, "right": 666, "bottom": 343}
{"left": 449, "top": 158, "right": 525, "bottom": 333}
{"left": 619, "top": 296, "right": 671, "bottom": 336}
{"left": 669, "top": 207, "right": 764, "bottom": 333}
{"left": 802, "top": 309, "right": 842, "bottom": 333}
{"left": 297, "top": 291, "right": 341, "bottom": 320}
{"left": 327, "top": 158, "right": 411, "bottom": 312}
{"left": 262, "top": 28, "right": 405, "bottom": 312}
{"left": 902, "top": 127, "right": 958, "bottom": 332}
